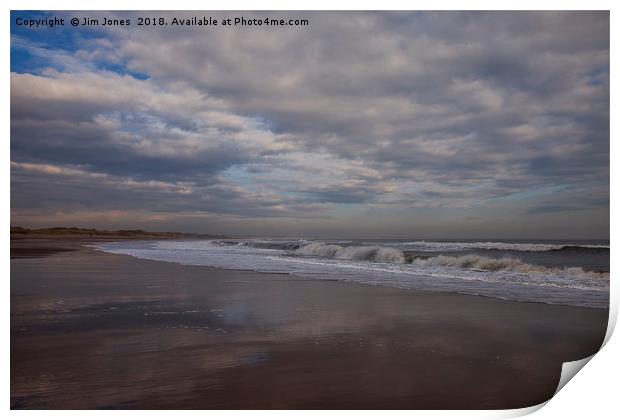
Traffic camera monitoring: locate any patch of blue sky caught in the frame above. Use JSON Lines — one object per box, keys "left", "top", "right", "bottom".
{"left": 11, "top": 10, "right": 148, "bottom": 80}
{"left": 222, "top": 166, "right": 304, "bottom": 195}
{"left": 221, "top": 167, "right": 259, "bottom": 190}
{"left": 245, "top": 115, "right": 275, "bottom": 132}
{"left": 99, "top": 63, "right": 150, "bottom": 80}
{"left": 587, "top": 68, "right": 608, "bottom": 86}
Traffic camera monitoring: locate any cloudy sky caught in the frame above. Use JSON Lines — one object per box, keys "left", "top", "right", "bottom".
{"left": 10, "top": 11, "right": 609, "bottom": 238}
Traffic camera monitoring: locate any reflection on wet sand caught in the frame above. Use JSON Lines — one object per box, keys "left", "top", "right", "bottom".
{"left": 11, "top": 240, "right": 607, "bottom": 409}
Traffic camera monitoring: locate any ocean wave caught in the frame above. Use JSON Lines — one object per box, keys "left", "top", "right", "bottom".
{"left": 293, "top": 242, "right": 608, "bottom": 282}
{"left": 211, "top": 239, "right": 306, "bottom": 250}
{"left": 211, "top": 239, "right": 609, "bottom": 254}
{"left": 412, "top": 254, "right": 609, "bottom": 281}
{"left": 95, "top": 240, "right": 610, "bottom": 307}
{"left": 211, "top": 240, "right": 250, "bottom": 247}
{"left": 297, "top": 241, "right": 405, "bottom": 263}
{"left": 398, "top": 241, "right": 609, "bottom": 252}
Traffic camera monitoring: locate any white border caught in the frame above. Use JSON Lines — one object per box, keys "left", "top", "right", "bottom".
{"left": 4, "top": 1, "right": 616, "bottom": 418}
{"left": 0, "top": 1, "right": 617, "bottom": 10}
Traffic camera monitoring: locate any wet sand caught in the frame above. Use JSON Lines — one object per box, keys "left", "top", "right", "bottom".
{"left": 11, "top": 239, "right": 608, "bottom": 409}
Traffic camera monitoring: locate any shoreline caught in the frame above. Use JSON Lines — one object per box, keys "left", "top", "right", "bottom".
{"left": 11, "top": 238, "right": 609, "bottom": 409}
{"left": 88, "top": 238, "right": 609, "bottom": 310}
{"left": 95, "top": 250, "right": 610, "bottom": 311}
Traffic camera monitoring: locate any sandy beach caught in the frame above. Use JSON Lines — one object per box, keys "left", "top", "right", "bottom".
{"left": 11, "top": 238, "right": 608, "bottom": 409}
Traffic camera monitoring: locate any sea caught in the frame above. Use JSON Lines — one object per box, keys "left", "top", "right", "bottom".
{"left": 94, "top": 238, "right": 610, "bottom": 308}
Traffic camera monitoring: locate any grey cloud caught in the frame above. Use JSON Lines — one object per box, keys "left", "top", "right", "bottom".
{"left": 11, "top": 162, "right": 311, "bottom": 219}
{"left": 526, "top": 205, "right": 585, "bottom": 215}
{"left": 10, "top": 11, "right": 609, "bottom": 236}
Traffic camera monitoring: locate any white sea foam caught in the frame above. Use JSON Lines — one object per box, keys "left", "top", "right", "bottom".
{"left": 298, "top": 241, "right": 405, "bottom": 263}
{"left": 396, "top": 241, "right": 608, "bottom": 252}
{"left": 93, "top": 240, "right": 610, "bottom": 308}
{"left": 413, "top": 254, "right": 608, "bottom": 282}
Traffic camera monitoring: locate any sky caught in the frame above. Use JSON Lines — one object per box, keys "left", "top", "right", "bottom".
{"left": 10, "top": 11, "right": 609, "bottom": 239}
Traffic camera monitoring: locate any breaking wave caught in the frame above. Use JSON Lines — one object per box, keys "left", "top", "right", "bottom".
{"left": 94, "top": 240, "right": 610, "bottom": 307}
{"left": 398, "top": 241, "right": 609, "bottom": 252}
{"left": 413, "top": 254, "right": 609, "bottom": 281}
{"left": 295, "top": 242, "right": 607, "bottom": 283}
{"left": 297, "top": 241, "right": 405, "bottom": 263}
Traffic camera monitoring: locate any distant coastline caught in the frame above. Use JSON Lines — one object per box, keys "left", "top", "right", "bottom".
{"left": 10, "top": 226, "right": 225, "bottom": 240}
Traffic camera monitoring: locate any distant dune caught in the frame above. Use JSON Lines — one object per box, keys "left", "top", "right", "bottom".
{"left": 10, "top": 226, "right": 223, "bottom": 239}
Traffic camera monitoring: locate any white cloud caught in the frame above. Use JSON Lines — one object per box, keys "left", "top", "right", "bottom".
{"left": 10, "top": 11, "right": 609, "bottom": 236}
